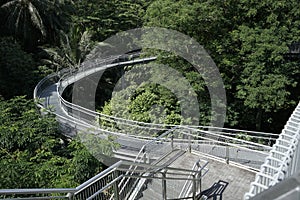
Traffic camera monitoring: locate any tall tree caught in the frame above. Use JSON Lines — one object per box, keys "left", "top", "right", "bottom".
{"left": 0, "top": 37, "right": 38, "bottom": 98}
{"left": 0, "top": 0, "right": 73, "bottom": 50}
{"left": 40, "top": 27, "right": 94, "bottom": 71}
{"left": 0, "top": 96, "right": 104, "bottom": 189}
{"left": 72, "top": 0, "right": 149, "bottom": 41}
{"left": 231, "top": 1, "right": 300, "bottom": 131}
{"left": 143, "top": 0, "right": 300, "bottom": 132}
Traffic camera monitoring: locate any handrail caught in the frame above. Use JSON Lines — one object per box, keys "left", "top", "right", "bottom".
{"left": 54, "top": 58, "right": 277, "bottom": 143}
{"left": 31, "top": 52, "right": 272, "bottom": 171}
{"left": 34, "top": 52, "right": 277, "bottom": 147}
{"left": 244, "top": 101, "right": 300, "bottom": 199}
{"left": 56, "top": 77, "right": 272, "bottom": 151}
{"left": 57, "top": 86, "right": 276, "bottom": 140}
{"left": 0, "top": 159, "right": 211, "bottom": 200}
{"left": 0, "top": 188, "right": 76, "bottom": 195}
{"left": 75, "top": 161, "right": 121, "bottom": 193}
{"left": 56, "top": 90, "right": 273, "bottom": 152}
{"left": 30, "top": 52, "right": 284, "bottom": 200}
{"left": 112, "top": 127, "right": 178, "bottom": 199}
{"left": 34, "top": 78, "right": 270, "bottom": 171}
{"left": 178, "top": 159, "right": 209, "bottom": 198}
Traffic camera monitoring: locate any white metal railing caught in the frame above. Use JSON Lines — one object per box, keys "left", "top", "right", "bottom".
{"left": 244, "top": 101, "right": 300, "bottom": 199}
{"left": 0, "top": 159, "right": 209, "bottom": 200}
{"left": 51, "top": 53, "right": 277, "bottom": 145}
{"left": 110, "top": 128, "right": 178, "bottom": 200}
{"left": 57, "top": 85, "right": 276, "bottom": 145}
{"left": 178, "top": 159, "right": 209, "bottom": 198}
{"left": 31, "top": 53, "right": 284, "bottom": 199}
{"left": 56, "top": 64, "right": 274, "bottom": 149}
{"left": 32, "top": 53, "right": 275, "bottom": 169}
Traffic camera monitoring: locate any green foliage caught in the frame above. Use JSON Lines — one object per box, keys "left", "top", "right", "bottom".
{"left": 1, "top": 0, "right": 300, "bottom": 191}
{"left": 0, "top": 96, "right": 57, "bottom": 152}
{"left": 144, "top": 0, "right": 300, "bottom": 132}
{"left": 0, "top": 97, "right": 103, "bottom": 188}
{"left": 0, "top": 0, "right": 74, "bottom": 50}
{"left": 153, "top": 54, "right": 212, "bottom": 126}
{"left": 228, "top": 1, "right": 300, "bottom": 130}
{"left": 77, "top": 133, "right": 120, "bottom": 165}
{"left": 68, "top": 138, "right": 104, "bottom": 184}
{"left": 72, "top": 0, "right": 148, "bottom": 41}
{"left": 99, "top": 78, "right": 185, "bottom": 136}
{"left": 40, "top": 27, "right": 94, "bottom": 71}
{"left": 0, "top": 37, "right": 38, "bottom": 98}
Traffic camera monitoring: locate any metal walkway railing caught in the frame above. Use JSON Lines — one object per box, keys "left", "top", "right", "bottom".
{"left": 29, "top": 52, "right": 289, "bottom": 199}
{"left": 244, "top": 101, "right": 300, "bottom": 199}
{"left": 0, "top": 158, "right": 209, "bottom": 200}
{"left": 33, "top": 53, "right": 276, "bottom": 169}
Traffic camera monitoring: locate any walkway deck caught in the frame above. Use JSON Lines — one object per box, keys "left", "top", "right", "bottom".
{"left": 170, "top": 152, "right": 255, "bottom": 200}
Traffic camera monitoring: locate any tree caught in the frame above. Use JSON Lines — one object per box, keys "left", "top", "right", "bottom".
{"left": 0, "top": 37, "right": 38, "bottom": 98}
{"left": 230, "top": 1, "right": 300, "bottom": 131}
{"left": 0, "top": 0, "right": 73, "bottom": 50}
{"left": 40, "top": 27, "right": 94, "bottom": 71}
{"left": 143, "top": 0, "right": 300, "bottom": 132}
{"left": 72, "top": 0, "right": 149, "bottom": 41}
{"left": 0, "top": 0, "right": 46, "bottom": 49}
{"left": 0, "top": 96, "right": 103, "bottom": 189}
{"left": 98, "top": 61, "right": 201, "bottom": 136}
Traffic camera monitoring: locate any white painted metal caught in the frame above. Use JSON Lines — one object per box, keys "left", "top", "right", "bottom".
{"left": 244, "top": 102, "right": 300, "bottom": 199}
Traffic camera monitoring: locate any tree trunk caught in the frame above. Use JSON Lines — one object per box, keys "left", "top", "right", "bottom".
{"left": 255, "top": 108, "right": 262, "bottom": 131}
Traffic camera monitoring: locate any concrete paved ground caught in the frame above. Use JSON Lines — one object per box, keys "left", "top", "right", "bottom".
{"left": 169, "top": 152, "right": 256, "bottom": 200}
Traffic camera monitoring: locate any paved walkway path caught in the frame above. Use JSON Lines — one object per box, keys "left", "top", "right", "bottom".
{"left": 173, "top": 152, "right": 255, "bottom": 200}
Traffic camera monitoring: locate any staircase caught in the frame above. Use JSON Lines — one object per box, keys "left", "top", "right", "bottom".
{"left": 137, "top": 149, "right": 186, "bottom": 200}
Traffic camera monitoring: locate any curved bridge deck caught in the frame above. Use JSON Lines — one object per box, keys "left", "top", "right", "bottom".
{"left": 11, "top": 53, "right": 284, "bottom": 200}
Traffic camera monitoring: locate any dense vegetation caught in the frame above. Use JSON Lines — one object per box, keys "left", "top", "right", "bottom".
{"left": 0, "top": 0, "right": 299, "bottom": 189}
{"left": 0, "top": 97, "right": 103, "bottom": 188}
{"left": 100, "top": 0, "right": 300, "bottom": 132}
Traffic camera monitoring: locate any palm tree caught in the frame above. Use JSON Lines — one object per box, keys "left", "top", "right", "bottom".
{"left": 41, "top": 27, "right": 94, "bottom": 71}
{"left": 0, "top": 0, "right": 73, "bottom": 50}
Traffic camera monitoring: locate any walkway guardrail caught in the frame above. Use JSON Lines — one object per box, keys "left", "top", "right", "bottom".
{"left": 33, "top": 73, "right": 59, "bottom": 107}
{"left": 0, "top": 160, "right": 209, "bottom": 200}
{"left": 56, "top": 66, "right": 272, "bottom": 159}
{"left": 178, "top": 159, "right": 209, "bottom": 198}
{"left": 33, "top": 52, "right": 274, "bottom": 170}
{"left": 31, "top": 52, "right": 282, "bottom": 199}
{"left": 244, "top": 101, "right": 300, "bottom": 199}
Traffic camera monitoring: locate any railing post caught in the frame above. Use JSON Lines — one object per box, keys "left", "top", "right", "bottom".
{"left": 67, "top": 192, "right": 74, "bottom": 200}
{"left": 198, "top": 167, "right": 202, "bottom": 193}
{"left": 188, "top": 135, "right": 192, "bottom": 153}
{"left": 143, "top": 148, "right": 147, "bottom": 163}
{"left": 192, "top": 174, "right": 196, "bottom": 200}
{"left": 225, "top": 142, "right": 229, "bottom": 164}
{"left": 113, "top": 171, "right": 120, "bottom": 200}
{"left": 171, "top": 135, "right": 174, "bottom": 150}
{"left": 162, "top": 171, "right": 167, "bottom": 200}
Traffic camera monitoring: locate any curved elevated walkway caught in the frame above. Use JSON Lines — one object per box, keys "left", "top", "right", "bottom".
{"left": 20, "top": 53, "right": 280, "bottom": 200}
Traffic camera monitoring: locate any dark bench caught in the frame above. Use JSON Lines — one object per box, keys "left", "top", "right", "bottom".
{"left": 197, "top": 180, "right": 229, "bottom": 200}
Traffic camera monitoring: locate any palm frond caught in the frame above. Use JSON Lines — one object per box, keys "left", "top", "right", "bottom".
{"left": 0, "top": 0, "right": 18, "bottom": 9}
{"left": 28, "top": 2, "right": 46, "bottom": 37}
